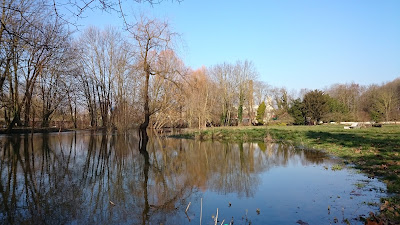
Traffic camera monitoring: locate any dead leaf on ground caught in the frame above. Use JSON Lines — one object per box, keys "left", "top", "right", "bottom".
{"left": 380, "top": 201, "right": 389, "bottom": 211}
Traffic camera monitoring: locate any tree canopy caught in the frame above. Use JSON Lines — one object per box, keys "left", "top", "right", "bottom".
{"left": 302, "top": 90, "right": 329, "bottom": 124}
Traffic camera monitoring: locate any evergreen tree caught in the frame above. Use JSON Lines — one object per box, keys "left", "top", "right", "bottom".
{"left": 303, "top": 90, "right": 329, "bottom": 124}
{"left": 256, "top": 101, "right": 266, "bottom": 125}
{"left": 288, "top": 98, "right": 305, "bottom": 125}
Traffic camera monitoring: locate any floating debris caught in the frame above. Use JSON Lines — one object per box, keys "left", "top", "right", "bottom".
{"left": 214, "top": 208, "right": 218, "bottom": 225}
{"left": 296, "top": 220, "right": 309, "bottom": 225}
{"left": 350, "top": 190, "right": 362, "bottom": 196}
{"left": 333, "top": 217, "right": 338, "bottom": 223}
{"left": 185, "top": 202, "right": 191, "bottom": 213}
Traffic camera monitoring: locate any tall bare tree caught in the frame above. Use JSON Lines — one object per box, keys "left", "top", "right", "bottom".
{"left": 131, "top": 15, "right": 178, "bottom": 135}
{"left": 233, "top": 60, "right": 258, "bottom": 124}
{"left": 326, "top": 82, "right": 361, "bottom": 120}
{"left": 38, "top": 32, "right": 76, "bottom": 127}
{"left": 78, "top": 26, "right": 130, "bottom": 128}
{"left": 150, "top": 50, "right": 186, "bottom": 129}
{"left": 0, "top": 0, "right": 72, "bottom": 131}
{"left": 184, "top": 67, "right": 213, "bottom": 128}
{"left": 210, "top": 63, "right": 235, "bottom": 126}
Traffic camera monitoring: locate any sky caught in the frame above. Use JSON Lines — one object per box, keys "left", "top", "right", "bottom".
{"left": 70, "top": 0, "right": 400, "bottom": 91}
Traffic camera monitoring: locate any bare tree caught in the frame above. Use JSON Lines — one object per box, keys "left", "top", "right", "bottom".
{"left": 326, "top": 82, "right": 361, "bottom": 120}
{"left": 253, "top": 81, "right": 271, "bottom": 106}
{"left": 150, "top": 50, "right": 186, "bottom": 129}
{"left": 210, "top": 63, "right": 235, "bottom": 126}
{"left": 378, "top": 81, "right": 398, "bottom": 122}
{"left": 77, "top": 26, "right": 130, "bottom": 129}
{"left": 183, "top": 67, "right": 212, "bottom": 128}
{"left": 50, "top": 0, "right": 182, "bottom": 31}
{"left": 131, "top": 15, "right": 179, "bottom": 135}
{"left": 38, "top": 32, "right": 75, "bottom": 127}
{"left": 0, "top": 0, "right": 71, "bottom": 131}
{"left": 233, "top": 60, "right": 258, "bottom": 124}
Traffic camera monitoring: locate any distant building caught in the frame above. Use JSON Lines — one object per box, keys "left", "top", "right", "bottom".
{"left": 263, "top": 96, "right": 274, "bottom": 123}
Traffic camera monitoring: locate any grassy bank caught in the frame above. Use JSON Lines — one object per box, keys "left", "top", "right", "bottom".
{"left": 173, "top": 124, "right": 400, "bottom": 222}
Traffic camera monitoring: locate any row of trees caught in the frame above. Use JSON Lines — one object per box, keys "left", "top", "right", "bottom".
{"left": 0, "top": 0, "right": 75, "bottom": 131}
{"left": 285, "top": 79, "right": 400, "bottom": 125}
{"left": 1, "top": 0, "right": 399, "bottom": 132}
{"left": 0, "top": 0, "right": 185, "bottom": 132}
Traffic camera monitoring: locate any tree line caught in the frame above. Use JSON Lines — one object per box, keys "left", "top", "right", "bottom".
{"left": 1, "top": 0, "right": 399, "bottom": 132}
{"left": 285, "top": 80, "right": 400, "bottom": 125}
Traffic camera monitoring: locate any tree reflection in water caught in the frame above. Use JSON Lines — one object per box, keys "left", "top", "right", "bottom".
{"left": 0, "top": 131, "right": 336, "bottom": 224}
{"left": 0, "top": 134, "right": 85, "bottom": 224}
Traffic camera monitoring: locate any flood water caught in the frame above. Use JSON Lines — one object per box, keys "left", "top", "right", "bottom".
{"left": 0, "top": 131, "right": 387, "bottom": 225}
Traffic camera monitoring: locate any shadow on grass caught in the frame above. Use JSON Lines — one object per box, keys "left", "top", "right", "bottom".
{"left": 305, "top": 130, "right": 400, "bottom": 152}
{"left": 305, "top": 130, "right": 400, "bottom": 193}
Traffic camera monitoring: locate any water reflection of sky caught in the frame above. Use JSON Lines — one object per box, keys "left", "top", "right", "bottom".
{"left": 198, "top": 145, "right": 386, "bottom": 225}
{"left": 0, "top": 132, "right": 387, "bottom": 225}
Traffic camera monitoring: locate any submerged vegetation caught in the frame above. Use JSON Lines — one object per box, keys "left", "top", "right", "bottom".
{"left": 174, "top": 124, "right": 400, "bottom": 222}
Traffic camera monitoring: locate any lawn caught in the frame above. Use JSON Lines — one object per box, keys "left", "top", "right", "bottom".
{"left": 173, "top": 124, "right": 400, "bottom": 222}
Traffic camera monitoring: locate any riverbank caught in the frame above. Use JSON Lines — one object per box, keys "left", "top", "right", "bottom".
{"left": 172, "top": 125, "right": 400, "bottom": 223}
{"left": 0, "top": 126, "right": 118, "bottom": 135}
{"left": 0, "top": 127, "right": 72, "bottom": 134}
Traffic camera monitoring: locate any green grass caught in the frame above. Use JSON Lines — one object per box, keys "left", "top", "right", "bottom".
{"left": 173, "top": 124, "right": 400, "bottom": 222}
{"left": 331, "top": 164, "right": 343, "bottom": 171}
{"left": 355, "top": 182, "right": 367, "bottom": 189}
{"left": 174, "top": 126, "right": 269, "bottom": 141}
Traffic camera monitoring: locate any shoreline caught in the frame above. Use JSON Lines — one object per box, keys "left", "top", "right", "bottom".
{"left": 0, "top": 127, "right": 71, "bottom": 134}
{"left": 171, "top": 124, "right": 400, "bottom": 223}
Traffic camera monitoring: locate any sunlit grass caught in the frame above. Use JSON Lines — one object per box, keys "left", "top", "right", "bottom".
{"left": 331, "top": 164, "right": 343, "bottom": 171}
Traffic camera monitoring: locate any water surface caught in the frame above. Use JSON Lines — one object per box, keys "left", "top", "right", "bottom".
{"left": 0, "top": 131, "right": 386, "bottom": 224}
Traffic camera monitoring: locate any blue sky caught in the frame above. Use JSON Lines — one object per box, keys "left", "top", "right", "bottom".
{"left": 75, "top": 0, "right": 400, "bottom": 91}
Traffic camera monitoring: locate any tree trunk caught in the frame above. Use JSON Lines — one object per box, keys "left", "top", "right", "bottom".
{"left": 41, "top": 113, "right": 51, "bottom": 127}
{"left": 68, "top": 94, "right": 77, "bottom": 129}
{"left": 24, "top": 93, "right": 32, "bottom": 127}
{"left": 6, "top": 113, "right": 19, "bottom": 133}
{"left": 140, "top": 67, "right": 150, "bottom": 135}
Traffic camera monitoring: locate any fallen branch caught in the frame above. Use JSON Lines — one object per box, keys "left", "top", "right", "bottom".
{"left": 185, "top": 211, "right": 191, "bottom": 222}
{"left": 185, "top": 202, "right": 191, "bottom": 213}
{"left": 200, "top": 198, "right": 202, "bottom": 225}
{"left": 214, "top": 208, "right": 218, "bottom": 225}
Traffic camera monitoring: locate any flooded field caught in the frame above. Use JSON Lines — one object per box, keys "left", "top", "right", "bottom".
{"left": 0, "top": 131, "right": 387, "bottom": 224}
